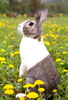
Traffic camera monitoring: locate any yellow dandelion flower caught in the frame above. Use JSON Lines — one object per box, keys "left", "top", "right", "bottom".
{"left": 60, "top": 47, "right": 63, "bottom": 49}
{"left": 50, "top": 34, "right": 56, "bottom": 39}
{"left": 9, "top": 64, "right": 14, "bottom": 68}
{"left": 0, "top": 57, "right": 6, "bottom": 61}
{"left": 45, "top": 34, "right": 49, "bottom": 36}
{"left": 49, "top": 30, "right": 53, "bottom": 34}
{"left": 4, "top": 36, "right": 7, "bottom": 39}
{"left": 9, "top": 45, "right": 13, "bottom": 48}
{"left": 19, "top": 97, "right": 25, "bottom": 100}
{"left": 0, "top": 49, "right": 5, "bottom": 52}
{"left": 44, "top": 41, "right": 50, "bottom": 46}
{"left": 63, "top": 70, "right": 68, "bottom": 73}
{"left": 56, "top": 58, "right": 61, "bottom": 62}
{"left": 43, "top": 35, "right": 46, "bottom": 39}
{"left": 5, "top": 89, "right": 14, "bottom": 95}
{"left": 65, "top": 43, "right": 68, "bottom": 46}
{"left": 17, "top": 78, "right": 23, "bottom": 82}
{"left": 15, "top": 51, "right": 20, "bottom": 55}
{"left": 3, "top": 84, "right": 14, "bottom": 90}
{"left": 52, "top": 89, "right": 57, "bottom": 93}
{"left": 66, "top": 73, "right": 68, "bottom": 76}
{"left": 10, "top": 52, "right": 14, "bottom": 57}
{"left": 38, "top": 88, "right": 45, "bottom": 92}
{"left": 1, "top": 61, "right": 6, "bottom": 64}
{"left": 56, "top": 52, "right": 60, "bottom": 55}
{"left": 34, "top": 80, "right": 44, "bottom": 86}
{"left": 60, "top": 63, "right": 64, "bottom": 65}
{"left": 66, "top": 26, "right": 68, "bottom": 29}
{"left": 27, "top": 92, "right": 38, "bottom": 99}
{"left": 67, "top": 62, "right": 68, "bottom": 64}
{"left": 8, "top": 34, "right": 11, "bottom": 37}
{"left": 37, "top": 98, "right": 41, "bottom": 100}
{"left": 3, "top": 41, "right": 7, "bottom": 44}
{"left": 52, "top": 42, "right": 56, "bottom": 44}
{"left": 62, "top": 51, "right": 67, "bottom": 54}
{"left": 67, "top": 96, "right": 68, "bottom": 98}
{"left": 11, "top": 37, "right": 16, "bottom": 39}
{"left": 23, "top": 84, "right": 34, "bottom": 88}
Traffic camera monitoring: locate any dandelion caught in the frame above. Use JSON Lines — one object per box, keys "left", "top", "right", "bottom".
{"left": 43, "top": 35, "right": 46, "bottom": 39}
{"left": 56, "top": 52, "right": 60, "bottom": 55}
{"left": 49, "top": 30, "right": 53, "bottom": 34}
{"left": 9, "top": 64, "right": 14, "bottom": 68}
{"left": 66, "top": 73, "right": 68, "bottom": 76}
{"left": 52, "top": 89, "right": 57, "bottom": 93}
{"left": 44, "top": 41, "right": 50, "bottom": 46}
{"left": 34, "top": 80, "right": 44, "bottom": 86}
{"left": 67, "top": 96, "right": 68, "bottom": 98}
{"left": 37, "top": 98, "right": 41, "bottom": 100}
{"left": 11, "top": 37, "right": 16, "bottom": 39}
{"left": 1, "top": 61, "right": 6, "bottom": 64}
{"left": 4, "top": 89, "right": 14, "bottom": 95}
{"left": 3, "top": 41, "right": 7, "bottom": 44}
{"left": 60, "top": 63, "right": 64, "bottom": 65}
{"left": 50, "top": 34, "right": 56, "bottom": 39}
{"left": 60, "top": 47, "right": 63, "bottom": 49}
{"left": 63, "top": 70, "right": 68, "bottom": 73}
{"left": 38, "top": 88, "right": 45, "bottom": 92}
{"left": 8, "top": 34, "right": 11, "bottom": 37}
{"left": 27, "top": 92, "right": 38, "bottom": 99}
{"left": 17, "top": 78, "right": 23, "bottom": 82}
{"left": 0, "top": 57, "right": 6, "bottom": 61}
{"left": 65, "top": 43, "right": 68, "bottom": 46}
{"left": 23, "top": 83, "right": 34, "bottom": 88}
{"left": 15, "top": 51, "right": 20, "bottom": 55}
{"left": 3, "top": 84, "right": 14, "bottom": 90}
{"left": 19, "top": 97, "right": 25, "bottom": 100}
{"left": 10, "top": 52, "right": 14, "bottom": 57}
{"left": 4, "top": 36, "right": 7, "bottom": 39}
{"left": 62, "top": 51, "right": 67, "bottom": 54}
{"left": 52, "top": 42, "right": 56, "bottom": 44}
{"left": 45, "top": 34, "right": 49, "bottom": 36}
{"left": 9, "top": 45, "right": 13, "bottom": 48}
{"left": 0, "top": 49, "right": 5, "bottom": 52}
{"left": 56, "top": 58, "right": 61, "bottom": 62}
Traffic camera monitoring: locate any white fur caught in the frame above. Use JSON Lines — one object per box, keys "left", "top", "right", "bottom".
{"left": 19, "top": 36, "right": 50, "bottom": 77}
{"left": 18, "top": 20, "right": 50, "bottom": 77}
{"left": 16, "top": 93, "right": 26, "bottom": 98}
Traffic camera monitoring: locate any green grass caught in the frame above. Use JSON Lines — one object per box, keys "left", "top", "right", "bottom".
{"left": 0, "top": 15, "right": 68, "bottom": 100}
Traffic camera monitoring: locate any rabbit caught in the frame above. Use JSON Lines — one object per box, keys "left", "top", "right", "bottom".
{"left": 16, "top": 9, "right": 60, "bottom": 100}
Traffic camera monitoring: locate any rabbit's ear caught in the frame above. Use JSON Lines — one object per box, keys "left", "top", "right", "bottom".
{"left": 36, "top": 9, "right": 48, "bottom": 24}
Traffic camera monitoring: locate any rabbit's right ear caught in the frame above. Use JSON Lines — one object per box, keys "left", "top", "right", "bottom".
{"left": 36, "top": 9, "right": 48, "bottom": 24}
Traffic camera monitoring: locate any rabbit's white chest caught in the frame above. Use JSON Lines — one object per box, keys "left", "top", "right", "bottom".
{"left": 20, "top": 37, "right": 49, "bottom": 71}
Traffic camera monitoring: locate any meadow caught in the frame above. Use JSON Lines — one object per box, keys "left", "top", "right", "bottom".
{"left": 0, "top": 15, "right": 68, "bottom": 100}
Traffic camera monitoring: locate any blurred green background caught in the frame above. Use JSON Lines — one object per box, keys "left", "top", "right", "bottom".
{"left": 0, "top": 0, "right": 68, "bottom": 15}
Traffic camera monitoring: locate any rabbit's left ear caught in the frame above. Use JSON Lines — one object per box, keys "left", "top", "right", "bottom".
{"left": 36, "top": 9, "right": 48, "bottom": 24}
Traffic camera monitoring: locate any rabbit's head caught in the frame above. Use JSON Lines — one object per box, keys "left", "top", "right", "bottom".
{"left": 18, "top": 9, "right": 48, "bottom": 38}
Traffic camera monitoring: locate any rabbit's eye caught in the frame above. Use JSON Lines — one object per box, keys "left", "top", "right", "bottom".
{"left": 29, "top": 22, "right": 34, "bottom": 26}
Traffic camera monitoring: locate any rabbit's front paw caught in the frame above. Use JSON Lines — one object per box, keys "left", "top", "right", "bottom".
{"left": 19, "top": 71, "right": 23, "bottom": 77}
{"left": 16, "top": 93, "right": 26, "bottom": 98}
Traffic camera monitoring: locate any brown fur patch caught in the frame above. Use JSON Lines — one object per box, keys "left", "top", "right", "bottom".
{"left": 26, "top": 55, "right": 60, "bottom": 99}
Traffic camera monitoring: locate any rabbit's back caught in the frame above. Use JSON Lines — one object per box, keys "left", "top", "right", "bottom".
{"left": 27, "top": 55, "right": 60, "bottom": 98}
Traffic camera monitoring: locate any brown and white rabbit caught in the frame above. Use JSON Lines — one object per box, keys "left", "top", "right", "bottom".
{"left": 16, "top": 9, "right": 60, "bottom": 100}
